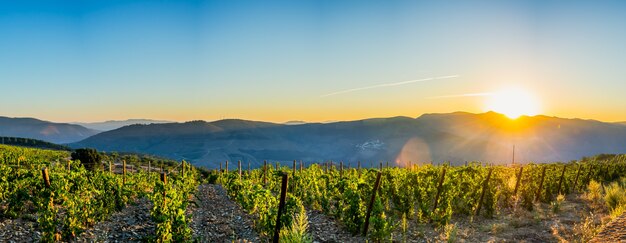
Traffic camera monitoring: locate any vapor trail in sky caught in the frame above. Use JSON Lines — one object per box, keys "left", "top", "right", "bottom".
{"left": 320, "top": 75, "right": 459, "bottom": 97}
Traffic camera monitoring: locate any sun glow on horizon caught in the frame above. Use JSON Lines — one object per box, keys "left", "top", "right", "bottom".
{"left": 485, "top": 88, "right": 541, "bottom": 119}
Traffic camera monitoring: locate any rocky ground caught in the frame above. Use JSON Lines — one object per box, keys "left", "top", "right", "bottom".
{"left": 0, "top": 217, "right": 40, "bottom": 242}
{"left": 75, "top": 197, "right": 155, "bottom": 242}
{"left": 2, "top": 185, "right": 622, "bottom": 243}
{"left": 591, "top": 213, "right": 626, "bottom": 242}
{"left": 307, "top": 210, "right": 366, "bottom": 242}
{"left": 188, "top": 184, "right": 261, "bottom": 242}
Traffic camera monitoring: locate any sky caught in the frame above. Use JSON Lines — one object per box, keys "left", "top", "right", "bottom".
{"left": 1, "top": 0, "right": 626, "bottom": 123}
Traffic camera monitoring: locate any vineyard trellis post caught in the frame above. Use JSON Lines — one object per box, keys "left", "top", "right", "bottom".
{"left": 42, "top": 167, "right": 51, "bottom": 188}
{"left": 161, "top": 172, "right": 167, "bottom": 207}
{"left": 432, "top": 166, "right": 447, "bottom": 215}
{"left": 225, "top": 160, "right": 229, "bottom": 174}
{"left": 340, "top": 161, "right": 343, "bottom": 178}
{"left": 475, "top": 168, "right": 493, "bottom": 216}
{"left": 148, "top": 161, "right": 151, "bottom": 173}
{"left": 248, "top": 162, "right": 251, "bottom": 175}
{"left": 557, "top": 164, "right": 567, "bottom": 195}
{"left": 238, "top": 160, "right": 242, "bottom": 179}
{"left": 263, "top": 160, "right": 267, "bottom": 185}
{"left": 293, "top": 160, "right": 296, "bottom": 176}
{"left": 300, "top": 160, "right": 303, "bottom": 173}
{"left": 572, "top": 163, "right": 582, "bottom": 192}
{"left": 273, "top": 173, "right": 289, "bottom": 243}
{"left": 181, "top": 161, "right": 185, "bottom": 177}
{"left": 363, "top": 171, "right": 382, "bottom": 237}
{"left": 513, "top": 166, "right": 524, "bottom": 196}
{"left": 123, "top": 160, "right": 127, "bottom": 184}
{"left": 583, "top": 164, "right": 593, "bottom": 191}
{"left": 358, "top": 161, "right": 361, "bottom": 177}
{"left": 219, "top": 162, "right": 222, "bottom": 173}
{"left": 535, "top": 166, "right": 547, "bottom": 202}
{"left": 67, "top": 160, "right": 70, "bottom": 171}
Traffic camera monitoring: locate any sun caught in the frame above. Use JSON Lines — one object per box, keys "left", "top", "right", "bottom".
{"left": 485, "top": 88, "right": 540, "bottom": 119}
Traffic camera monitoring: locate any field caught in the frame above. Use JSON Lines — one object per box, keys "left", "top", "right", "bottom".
{"left": 1, "top": 144, "right": 626, "bottom": 242}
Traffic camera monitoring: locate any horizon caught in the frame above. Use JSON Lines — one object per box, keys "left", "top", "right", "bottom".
{"left": 3, "top": 110, "right": 625, "bottom": 125}
{"left": 2, "top": 1, "right": 626, "bottom": 123}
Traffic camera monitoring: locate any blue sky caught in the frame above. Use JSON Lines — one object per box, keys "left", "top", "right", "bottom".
{"left": 1, "top": 0, "right": 625, "bottom": 122}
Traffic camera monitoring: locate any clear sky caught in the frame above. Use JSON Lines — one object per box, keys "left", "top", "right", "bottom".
{"left": 1, "top": 0, "right": 625, "bottom": 123}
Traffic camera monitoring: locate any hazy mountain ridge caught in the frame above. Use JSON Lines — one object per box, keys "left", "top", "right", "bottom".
{"left": 70, "top": 112, "right": 626, "bottom": 169}
{"left": 73, "top": 119, "right": 173, "bottom": 131}
{"left": 0, "top": 116, "right": 99, "bottom": 144}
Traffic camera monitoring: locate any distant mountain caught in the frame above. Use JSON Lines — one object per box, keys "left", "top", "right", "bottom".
{"left": 0, "top": 116, "right": 99, "bottom": 144}
{"left": 616, "top": 122, "right": 626, "bottom": 126}
{"left": 70, "top": 112, "right": 626, "bottom": 168}
{"left": 284, "top": 120, "right": 307, "bottom": 125}
{"left": 73, "top": 119, "right": 173, "bottom": 131}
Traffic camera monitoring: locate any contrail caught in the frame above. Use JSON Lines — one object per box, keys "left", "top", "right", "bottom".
{"left": 425, "top": 92, "right": 493, "bottom": 99}
{"left": 320, "top": 75, "right": 459, "bottom": 97}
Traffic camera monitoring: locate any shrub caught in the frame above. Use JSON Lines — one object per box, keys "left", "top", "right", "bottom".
{"left": 71, "top": 148, "right": 102, "bottom": 171}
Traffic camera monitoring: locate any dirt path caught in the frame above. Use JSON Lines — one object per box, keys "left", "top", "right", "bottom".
{"left": 188, "top": 184, "right": 260, "bottom": 242}
{"left": 75, "top": 197, "right": 154, "bottom": 242}
{"left": 591, "top": 213, "right": 626, "bottom": 242}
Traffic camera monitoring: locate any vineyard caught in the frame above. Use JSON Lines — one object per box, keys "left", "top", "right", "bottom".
{"left": 1, "top": 143, "right": 626, "bottom": 242}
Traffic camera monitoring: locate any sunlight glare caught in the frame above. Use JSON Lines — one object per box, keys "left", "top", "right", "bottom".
{"left": 485, "top": 88, "right": 540, "bottom": 119}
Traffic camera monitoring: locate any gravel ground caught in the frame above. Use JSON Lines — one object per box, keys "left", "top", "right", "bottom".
{"left": 75, "top": 197, "right": 154, "bottom": 242}
{"left": 591, "top": 213, "right": 626, "bottom": 243}
{"left": 0, "top": 217, "right": 40, "bottom": 242}
{"left": 307, "top": 210, "right": 366, "bottom": 243}
{"left": 188, "top": 184, "right": 261, "bottom": 242}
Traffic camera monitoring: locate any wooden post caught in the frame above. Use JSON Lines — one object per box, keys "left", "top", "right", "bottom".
{"left": 512, "top": 145, "right": 515, "bottom": 165}
{"left": 109, "top": 161, "right": 112, "bottom": 174}
{"left": 293, "top": 160, "right": 296, "bottom": 176}
{"left": 161, "top": 172, "right": 167, "bottom": 206}
{"left": 557, "top": 165, "right": 567, "bottom": 195}
{"left": 67, "top": 160, "right": 70, "bottom": 171}
{"left": 225, "top": 160, "right": 229, "bottom": 174}
{"left": 263, "top": 160, "right": 267, "bottom": 185}
{"left": 573, "top": 164, "right": 583, "bottom": 192}
{"left": 238, "top": 160, "right": 242, "bottom": 179}
{"left": 42, "top": 167, "right": 51, "bottom": 188}
{"left": 273, "top": 173, "right": 289, "bottom": 243}
{"left": 340, "top": 161, "right": 344, "bottom": 178}
{"left": 379, "top": 162, "right": 383, "bottom": 171}
{"left": 220, "top": 162, "right": 222, "bottom": 173}
{"left": 363, "top": 171, "right": 383, "bottom": 236}
{"left": 276, "top": 162, "right": 279, "bottom": 171}
{"left": 300, "top": 160, "right": 303, "bottom": 173}
{"left": 358, "top": 161, "right": 362, "bottom": 177}
{"left": 535, "top": 166, "right": 547, "bottom": 202}
{"left": 148, "top": 161, "right": 151, "bottom": 173}
{"left": 513, "top": 166, "right": 524, "bottom": 196}
{"left": 583, "top": 164, "right": 593, "bottom": 191}
{"left": 432, "top": 167, "right": 447, "bottom": 214}
{"left": 123, "top": 160, "right": 127, "bottom": 184}
{"left": 475, "top": 168, "right": 494, "bottom": 216}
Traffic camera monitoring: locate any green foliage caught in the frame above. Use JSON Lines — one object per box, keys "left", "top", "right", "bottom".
{"left": 71, "top": 148, "right": 102, "bottom": 171}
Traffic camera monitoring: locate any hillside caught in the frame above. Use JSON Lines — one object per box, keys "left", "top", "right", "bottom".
{"left": 0, "top": 116, "right": 99, "bottom": 144}
{"left": 0, "top": 136, "right": 70, "bottom": 150}
{"left": 73, "top": 119, "right": 173, "bottom": 131}
{"left": 71, "top": 112, "right": 626, "bottom": 168}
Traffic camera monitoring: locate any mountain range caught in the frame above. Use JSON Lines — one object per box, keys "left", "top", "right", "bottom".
{"left": 73, "top": 119, "right": 173, "bottom": 131}
{"left": 0, "top": 116, "right": 99, "bottom": 144}
{"left": 69, "top": 112, "right": 626, "bottom": 168}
